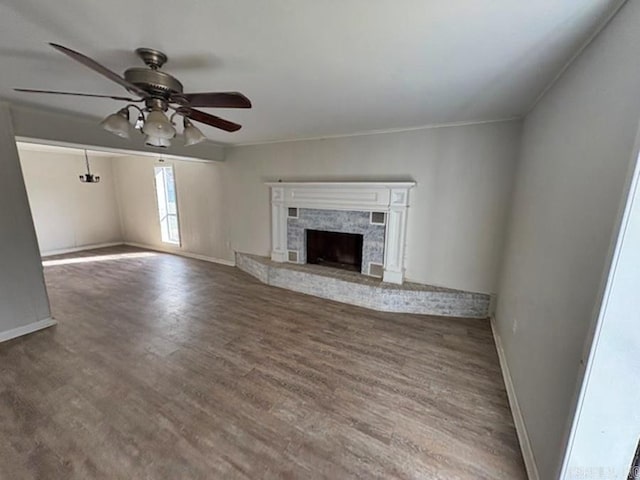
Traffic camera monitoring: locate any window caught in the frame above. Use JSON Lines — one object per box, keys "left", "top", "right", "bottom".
{"left": 154, "top": 165, "right": 180, "bottom": 244}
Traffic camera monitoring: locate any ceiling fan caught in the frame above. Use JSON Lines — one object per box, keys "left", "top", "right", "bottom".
{"left": 14, "top": 43, "right": 252, "bottom": 148}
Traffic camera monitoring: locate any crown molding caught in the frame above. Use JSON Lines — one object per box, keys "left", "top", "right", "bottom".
{"left": 231, "top": 116, "right": 522, "bottom": 148}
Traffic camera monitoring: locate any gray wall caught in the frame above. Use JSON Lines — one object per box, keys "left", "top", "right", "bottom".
{"left": 494, "top": 1, "right": 640, "bottom": 478}
{"left": 0, "top": 104, "right": 51, "bottom": 335}
{"left": 225, "top": 120, "right": 522, "bottom": 294}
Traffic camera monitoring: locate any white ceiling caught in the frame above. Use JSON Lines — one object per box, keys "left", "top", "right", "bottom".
{"left": 0, "top": 0, "right": 621, "bottom": 145}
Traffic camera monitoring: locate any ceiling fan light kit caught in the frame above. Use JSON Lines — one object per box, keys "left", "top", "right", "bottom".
{"left": 183, "top": 118, "right": 206, "bottom": 146}
{"left": 142, "top": 109, "right": 176, "bottom": 139}
{"left": 100, "top": 107, "right": 131, "bottom": 138}
{"left": 145, "top": 136, "right": 171, "bottom": 148}
{"left": 15, "top": 44, "right": 252, "bottom": 148}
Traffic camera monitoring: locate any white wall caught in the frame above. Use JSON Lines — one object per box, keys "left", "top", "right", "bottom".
{"left": 18, "top": 147, "right": 123, "bottom": 255}
{"left": 561, "top": 147, "right": 640, "bottom": 479}
{"left": 0, "top": 104, "right": 52, "bottom": 338}
{"left": 494, "top": 1, "right": 640, "bottom": 478}
{"left": 224, "top": 120, "right": 522, "bottom": 294}
{"left": 113, "top": 155, "right": 232, "bottom": 263}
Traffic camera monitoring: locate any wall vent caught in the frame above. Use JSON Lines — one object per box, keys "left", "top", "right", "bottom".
{"left": 287, "top": 250, "right": 299, "bottom": 263}
{"left": 288, "top": 207, "right": 299, "bottom": 218}
{"left": 370, "top": 211, "right": 386, "bottom": 225}
{"left": 368, "top": 262, "right": 384, "bottom": 278}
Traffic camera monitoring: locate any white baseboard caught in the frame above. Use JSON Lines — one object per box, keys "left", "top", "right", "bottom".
{"left": 41, "top": 242, "right": 124, "bottom": 257}
{"left": 124, "top": 242, "right": 235, "bottom": 267}
{"left": 0, "top": 318, "right": 57, "bottom": 343}
{"left": 490, "top": 316, "right": 539, "bottom": 480}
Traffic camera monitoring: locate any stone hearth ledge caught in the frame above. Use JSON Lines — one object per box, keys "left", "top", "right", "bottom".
{"left": 235, "top": 253, "right": 490, "bottom": 318}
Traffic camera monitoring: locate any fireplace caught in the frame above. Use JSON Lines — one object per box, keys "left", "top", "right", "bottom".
{"left": 306, "top": 229, "right": 363, "bottom": 272}
{"left": 268, "top": 182, "right": 415, "bottom": 284}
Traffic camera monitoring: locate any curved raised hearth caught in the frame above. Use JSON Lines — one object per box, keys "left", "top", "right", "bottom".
{"left": 236, "top": 253, "right": 490, "bottom": 318}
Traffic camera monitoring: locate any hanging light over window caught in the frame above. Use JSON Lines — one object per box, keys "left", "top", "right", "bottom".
{"left": 79, "top": 150, "right": 100, "bottom": 183}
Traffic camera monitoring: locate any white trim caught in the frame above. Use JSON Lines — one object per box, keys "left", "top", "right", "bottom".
{"left": 265, "top": 181, "right": 416, "bottom": 189}
{"left": 153, "top": 164, "right": 182, "bottom": 246}
{"left": 15, "top": 137, "right": 222, "bottom": 163}
{"left": 17, "top": 142, "right": 115, "bottom": 157}
{"left": 0, "top": 318, "right": 57, "bottom": 343}
{"left": 123, "top": 242, "right": 235, "bottom": 266}
{"left": 41, "top": 242, "right": 124, "bottom": 258}
{"left": 382, "top": 269, "right": 403, "bottom": 284}
{"left": 488, "top": 293, "right": 498, "bottom": 318}
{"left": 270, "top": 186, "right": 288, "bottom": 261}
{"left": 271, "top": 250, "right": 287, "bottom": 262}
{"left": 490, "top": 316, "right": 540, "bottom": 480}
{"left": 235, "top": 117, "right": 521, "bottom": 147}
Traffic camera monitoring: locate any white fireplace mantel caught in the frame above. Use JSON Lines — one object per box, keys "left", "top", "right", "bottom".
{"left": 265, "top": 181, "right": 415, "bottom": 284}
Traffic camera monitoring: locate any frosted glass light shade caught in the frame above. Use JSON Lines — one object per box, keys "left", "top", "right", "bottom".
{"left": 145, "top": 135, "right": 171, "bottom": 148}
{"left": 183, "top": 120, "right": 206, "bottom": 146}
{"left": 100, "top": 110, "right": 131, "bottom": 138}
{"left": 142, "top": 110, "right": 176, "bottom": 139}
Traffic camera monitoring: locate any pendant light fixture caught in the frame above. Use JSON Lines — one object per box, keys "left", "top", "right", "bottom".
{"left": 79, "top": 150, "right": 100, "bottom": 183}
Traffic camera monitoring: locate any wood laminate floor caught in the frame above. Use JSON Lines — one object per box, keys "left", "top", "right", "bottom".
{"left": 0, "top": 246, "right": 527, "bottom": 479}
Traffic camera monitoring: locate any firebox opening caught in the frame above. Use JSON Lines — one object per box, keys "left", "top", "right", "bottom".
{"left": 306, "top": 229, "right": 364, "bottom": 273}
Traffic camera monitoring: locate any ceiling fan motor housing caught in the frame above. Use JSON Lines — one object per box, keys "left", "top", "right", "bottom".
{"left": 125, "top": 49, "right": 184, "bottom": 111}
{"left": 135, "top": 48, "right": 168, "bottom": 69}
{"left": 124, "top": 68, "right": 183, "bottom": 97}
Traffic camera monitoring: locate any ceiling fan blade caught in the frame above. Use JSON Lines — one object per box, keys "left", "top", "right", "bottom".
{"left": 178, "top": 107, "right": 241, "bottom": 132}
{"left": 49, "top": 43, "right": 148, "bottom": 98}
{"left": 174, "top": 91, "right": 252, "bottom": 109}
{"left": 14, "top": 88, "right": 140, "bottom": 102}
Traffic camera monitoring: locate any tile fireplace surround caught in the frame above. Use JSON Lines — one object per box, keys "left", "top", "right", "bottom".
{"left": 287, "top": 208, "right": 385, "bottom": 276}
{"left": 235, "top": 182, "right": 491, "bottom": 319}
{"left": 266, "top": 181, "right": 414, "bottom": 284}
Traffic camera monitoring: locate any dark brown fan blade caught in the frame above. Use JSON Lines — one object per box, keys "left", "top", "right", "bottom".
{"left": 14, "top": 88, "right": 140, "bottom": 102}
{"left": 173, "top": 91, "right": 251, "bottom": 108}
{"left": 49, "top": 43, "right": 148, "bottom": 98}
{"left": 178, "top": 107, "right": 241, "bottom": 132}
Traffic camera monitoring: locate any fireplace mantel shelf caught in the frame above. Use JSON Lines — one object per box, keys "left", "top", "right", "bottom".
{"left": 266, "top": 181, "right": 415, "bottom": 284}
{"left": 264, "top": 182, "right": 416, "bottom": 188}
